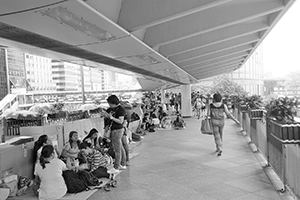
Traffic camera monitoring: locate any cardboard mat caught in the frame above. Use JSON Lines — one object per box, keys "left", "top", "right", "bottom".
{"left": 8, "top": 152, "right": 140, "bottom": 200}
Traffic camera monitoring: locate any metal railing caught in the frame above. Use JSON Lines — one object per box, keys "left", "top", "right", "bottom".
{"left": 234, "top": 107, "right": 300, "bottom": 199}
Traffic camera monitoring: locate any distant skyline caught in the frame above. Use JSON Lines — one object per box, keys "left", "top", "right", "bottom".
{"left": 263, "top": 0, "right": 300, "bottom": 78}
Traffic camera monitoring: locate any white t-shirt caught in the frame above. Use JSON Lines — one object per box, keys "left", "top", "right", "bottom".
{"left": 37, "top": 147, "right": 58, "bottom": 163}
{"left": 34, "top": 158, "right": 67, "bottom": 200}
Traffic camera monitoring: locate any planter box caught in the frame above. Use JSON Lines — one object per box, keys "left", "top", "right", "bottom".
{"left": 270, "top": 120, "right": 300, "bottom": 141}
{"left": 47, "top": 111, "right": 67, "bottom": 121}
{"left": 239, "top": 105, "right": 248, "bottom": 112}
{"left": 67, "top": 110, "right": 89, "bottom": 122}
{"left": 249, "top": 109, "right": 264, "bottom": 119}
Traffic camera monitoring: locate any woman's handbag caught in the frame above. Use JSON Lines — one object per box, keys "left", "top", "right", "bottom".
{"left": 103, "top": 121, "right": 113, "bottom": 138}
{"left": 201, "top": 118, "right": 213, "bottom": 135}
{"left": 103, "top": 126, "right": 111, "bottom": 138}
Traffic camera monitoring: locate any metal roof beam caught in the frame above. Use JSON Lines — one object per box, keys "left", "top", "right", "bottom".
{"left": 170, "top": 34, "right": 258, "bottom": 63}
{"left": 160, "top": 20, "right": 268, "bottom": 57}
{"left": 193, "top": 65, "right": 240, "bottom": 77}
{"left": 178, "top": 45, "right": 253, "bottom": 65}
{"left": 195, "top": 67, "right": 239, "bottom": 79}
{"left": 118, "top": 0, "right": 232, "bottom": 32}
{"left": 187, "top": 60, "right": 243, "bottom": 74}
{"left": 144, "top": 0, "right": 284, "bottom": 47}
{"left": 181, "top": 53, "right": 247, "bottom": 68}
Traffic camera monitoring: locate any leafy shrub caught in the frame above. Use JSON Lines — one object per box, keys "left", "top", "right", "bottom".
{"left": 265, "top": 97, "right": 298, "bottom": 124}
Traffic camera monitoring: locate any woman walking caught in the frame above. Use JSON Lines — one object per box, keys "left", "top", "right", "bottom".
{"left": 207, "top": 93, "right": 240, "bottom": 156}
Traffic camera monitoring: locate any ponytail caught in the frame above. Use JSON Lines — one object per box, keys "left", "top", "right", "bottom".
{"left": 33, "top": 134, "right": 48, "bottom": 163}
{"left": 39, "top": 154, "right": 49, "bottom": 169}
{"left": 39, "top": 145, "right": 54, "bottom": 169}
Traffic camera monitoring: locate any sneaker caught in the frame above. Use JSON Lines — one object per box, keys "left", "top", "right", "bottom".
{"left": 217, "top": 150, "right": 222, "bottom": 156}
{"left": 107, "top": 168, "right": 120, "bottom": 174}
{"left": 119, "top": 165, "right": 127, "bottom": 170}
{"left": 126, "top": 161, "right": 130, "bottom": 166}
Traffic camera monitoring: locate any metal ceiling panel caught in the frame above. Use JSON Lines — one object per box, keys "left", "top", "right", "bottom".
{"left": 0, "top": 0, "right": 66, "bottom": 15}
{"left": 179, "top": 52, "right": 248, "bottom": 68}
{"left": 144, "top": 0, "right": 284, "bottom": 47}
{"left": 118, "top": 0, "right": 231, "bottom": 31}
{"left": 170, "top": 34, "right": 259, "bottom": 63}
{"left": 183, "top": 46, "right": 253, "bottom": 64}
{"left": 84, "top": 0, "right": 123, "bottom": 23}
{"left": 187, "top": 60, "right": 244, "bottom": 74}
{"left": 159, "top": 18, "right": 269, "bottom": 57}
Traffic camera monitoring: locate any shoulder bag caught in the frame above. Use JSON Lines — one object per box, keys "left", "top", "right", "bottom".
{"left": 200, "top": 117, "right": 213, "bottom": 135}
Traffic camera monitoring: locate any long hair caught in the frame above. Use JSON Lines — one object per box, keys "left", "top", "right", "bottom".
{"left": 39, "top": 145, "right": 54, "bottom": 169}
{"left": 33, "top": 134, "right": 48, "bottom": 163}
{"left": 78, "top": 141, "right": 92, "bottom": 150}
{"left": 69, "top": 131, "right": 80, "bottom": 149}
{"left": 83, "top": 128, "right": 98, "bottom": 147}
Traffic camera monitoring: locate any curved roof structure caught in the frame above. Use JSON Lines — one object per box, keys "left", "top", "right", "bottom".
{"left": 0, "top": 0, "right": 296, "bottom": 90}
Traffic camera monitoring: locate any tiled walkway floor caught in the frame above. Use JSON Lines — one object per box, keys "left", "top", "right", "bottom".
{"left": 88, "top": 117, "right": 295, "bottom": 200}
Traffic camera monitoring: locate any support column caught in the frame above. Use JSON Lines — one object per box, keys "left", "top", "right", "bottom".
{"left": 160, "top": 88, "right": 165, "bottom": 105}
{"left": 181, "top": 84, "right": 192, "bottom": 117}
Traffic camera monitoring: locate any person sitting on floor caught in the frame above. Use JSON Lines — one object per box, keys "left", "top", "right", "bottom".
{"left": 34, "top": 145, "right": 68, "bottom": 200}
{"left": 83, "top": 128, "right": 101, "bottom": 150}
{"left": 172, "top": 113, "right": 186, "bottom": 130}
{"left": 151, "top": 113, "right": 160, "bottom": 128}
{"left": 160, "top": 113, "right": 172, "bottom": 129}
{"left": 33, "top": 134, "right": 59, "bottom": 164}
{"left": 61, "top": 131, "right": 81, "bottom": 167}
{"left": 142, "top": 113, "right": 155, "bottom": 132}
{"left": 79, "top": 141, "right": 118, "bottom": 178}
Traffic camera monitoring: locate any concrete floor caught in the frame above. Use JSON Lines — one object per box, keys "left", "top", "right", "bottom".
{"left": 87, "top": 117, "right": 296, "bottom": 200}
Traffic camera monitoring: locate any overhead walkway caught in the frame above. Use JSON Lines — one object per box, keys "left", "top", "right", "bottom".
{"left": 87, "top": 117, "right": 295, "bottom": 200}
{"left": 0, "top": 0, "right": 296, "bottom": 90}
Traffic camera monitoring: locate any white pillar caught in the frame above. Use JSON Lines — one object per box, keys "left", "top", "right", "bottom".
{"left": 160, "top": 88, "right": 165, "bottom": 105}
{"left": 181, "top": 84, "right": 192, "bottom": 117}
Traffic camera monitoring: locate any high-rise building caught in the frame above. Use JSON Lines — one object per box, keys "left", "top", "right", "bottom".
{"left": 197, "top": 45, "right": 264, "bottom": 95}
{"left": 104, "top": 71, "right": 116, "bottom": 90}
{"left": 90, "top": 68, "right": 104, "bottom": 91}
{"left": 24, "top": 53, "right": 56, "bottom": 92}
{"left": 51, "top": 61, "right": 79, "bottom": 91}
{"left": 51, "top": 61, "right": 107, "bottom": 92}
{"left": 0, "top": 48, "right": 8, "bottom": 100}
{"left": 78, "top": 66, "right": 92, "bottom": 91}
{"left": 6, "top": 48, "right": 27, "bottom": 94}
{"left": 228, "top": 45, "right": 264, "bottom": 95}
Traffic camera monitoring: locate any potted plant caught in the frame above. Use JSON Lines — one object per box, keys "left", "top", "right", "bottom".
{"left": 236, "top": 95, "right": 248, "bottom": 112}
{"left": 246, "top": 95, "right": 264, "bottom": 119}
{"left": 265, "top": 96, "right": 300, "bottom": 140}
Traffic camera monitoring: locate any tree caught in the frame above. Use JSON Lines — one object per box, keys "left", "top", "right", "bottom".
{"left": 191, "top": 84, "right": 211, "bottom": 94}
{"left": 284, "top": 70, "right": 300, "bottom": 95}
{"left": 210, "top": 75, "right": 248, "bottom": 96}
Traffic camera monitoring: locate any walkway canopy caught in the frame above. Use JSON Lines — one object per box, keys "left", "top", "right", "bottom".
{"left": 0, "top": 0, "right": 295, "bottom": 90}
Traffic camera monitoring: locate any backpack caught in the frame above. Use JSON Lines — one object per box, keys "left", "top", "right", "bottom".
{"left": 62, "top": 170, "right": 87, "bottom": 193}
{"left": 78, "top": 170, "right": 100, "bottom": 187}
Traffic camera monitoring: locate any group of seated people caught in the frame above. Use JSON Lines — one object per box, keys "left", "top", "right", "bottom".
{"left": 141, "top": 105, "right": 186, "bottom": 132}
{"left": 32, "top": 128, "right": 130, "bottom": 200}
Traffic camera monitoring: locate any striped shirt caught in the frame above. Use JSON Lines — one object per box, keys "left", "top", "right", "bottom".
{"left": 87, "top": 150, "right": 108, "bottom": 172}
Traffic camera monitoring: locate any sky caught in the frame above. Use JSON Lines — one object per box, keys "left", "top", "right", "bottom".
{"left": 263, "top": 0, "right": 300, "bottom": 78}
